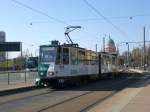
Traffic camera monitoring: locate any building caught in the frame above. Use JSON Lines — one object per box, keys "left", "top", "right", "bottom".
{"left": 0, "top": 31, "right": 6, "bottom": 61}
{"left": 105, "top": 37, "right": 116, "bottom": 53}
{"left": 0, "top": 31, "right": 6, "bottom": 42}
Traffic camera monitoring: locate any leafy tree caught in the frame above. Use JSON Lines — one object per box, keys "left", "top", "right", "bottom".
{"left": 131, "top": 48, "right": 142, "bottom": 66}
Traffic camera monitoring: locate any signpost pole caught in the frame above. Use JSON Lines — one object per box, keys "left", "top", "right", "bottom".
{"left": 143, "top": 26, "right": 146, "bottom": 70}
{"left": 7, "top": 52, "right": 10, "bottom": 85}
{"left": 21, "top": 42, "right": 23, "bottom": 57}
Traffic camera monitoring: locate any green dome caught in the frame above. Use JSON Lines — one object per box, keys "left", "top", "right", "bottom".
{"left": 107, "top": 37, "right": 115, "bottom": 46}
{"left": 105, "top": 37, "right": 116, "bottom": 52}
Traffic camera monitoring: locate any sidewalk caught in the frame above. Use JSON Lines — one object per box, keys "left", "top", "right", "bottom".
{"left": 0, "top": 82, "right": 35, "bottom": 92}
{"left": 128, "top": 69, "right": 150, "bottom": 75}
{"left": 87, "top": 76, "right": 150, "bottom": 112}
{"left": 121, "top": 81, "right": 150, "bottom": 112}
{"left": 0, "top": 71, "right": 38, "bottom": 93}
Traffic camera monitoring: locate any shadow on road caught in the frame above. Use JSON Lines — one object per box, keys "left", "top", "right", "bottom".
{"left": 51, "top": 72, "right": 150, "bottom": 92}
{"left": 0, "top": 72, "right": 149, "bottom": 97}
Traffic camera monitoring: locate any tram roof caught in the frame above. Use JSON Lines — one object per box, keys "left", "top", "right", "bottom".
{"left": 40, "top": 43, "right": 99, "bottom": 53}
{"left": 40, "top": 43, "right": 85, "bottom": 49}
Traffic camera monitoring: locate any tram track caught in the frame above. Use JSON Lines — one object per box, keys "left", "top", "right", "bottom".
{"left": 37, "top": 77, "right": 137, "bottom": 112}
{"left": 0, "top": 88, "right": 55, "bottom": 105}
{"left": 81, "top": 77, "right": 150, "bottom": 112}
{"left": 0, "top": 82, "right": 94, "bottom": 106}
{"left": 0, "top": 75, "right": 146, "bottom": 112}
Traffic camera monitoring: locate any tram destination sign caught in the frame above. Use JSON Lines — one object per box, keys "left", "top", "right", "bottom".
{"left": 0, "top": 42, "right": 21, "bottom": 51}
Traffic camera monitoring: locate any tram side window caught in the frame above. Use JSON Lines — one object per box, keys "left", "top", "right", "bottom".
{"left": 85, "top": 51, "right": 98, "bottom": 65}
{"left": 70, "top": 48, "right": 77, "bottom": 65}
{"left": 63, "top": 48, "right": 69, "bottom": 64}
{"left": 85, "top": 51, "right": 90, "bottom": 65}
{"left": 56, "top": 47, "right": 61, "bottom": 64}
{"left": 91, "top": 52, "right": 98, "bottom": 65}
{"left": 78, "top": 50, "right": 85, "bottom": 65}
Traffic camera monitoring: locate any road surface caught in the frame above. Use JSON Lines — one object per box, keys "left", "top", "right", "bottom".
{"left": 0, "top": 74, "right": 148, "bottom": 112}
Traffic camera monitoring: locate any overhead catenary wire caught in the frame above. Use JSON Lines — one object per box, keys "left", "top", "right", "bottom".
{"left": 11, "top": 0, "right": 150, "bottom": 26}
{"left": 83, "top": 0, "right": 127, "bottom": 37}
{"left": 30, "top": 17, "right": 131, "bottom": 24}
{"left": 29, "top": 13, "right": 150, "bottom": 25}
{"left": 118, "top": 39, "right": 150, "bottom": 43}
{"left": 13, "top": 0, "right": 146, "bottom": 27}
{"left": 11, "top": 0, "right": 129, "bottom": 38}
{"left": 11, "top": 0, "right": 121, "bottom": 48}
{"left": 12, "top": 0, "right": 102, "bottom": 43}
{"left": 11, "top": 0, "right": 69, "bottom": 25}
{"left": 11, "top": 1, "right": 96, "bottom": 34}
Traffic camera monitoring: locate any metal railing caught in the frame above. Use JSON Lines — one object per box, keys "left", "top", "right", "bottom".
{"left": 0, "top": 71, "right": 38, "bottom": 85}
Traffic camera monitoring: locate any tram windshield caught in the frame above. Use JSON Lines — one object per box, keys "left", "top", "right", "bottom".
{"left": 40, "top": 47, "right": 56, "bottom": 63}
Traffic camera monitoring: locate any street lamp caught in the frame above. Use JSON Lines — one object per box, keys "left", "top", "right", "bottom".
{"left": 126, "top": 42, "right": 129, "bottom": 67}
{"left": 102, "top": 34, "right": 107, "bottom": 52}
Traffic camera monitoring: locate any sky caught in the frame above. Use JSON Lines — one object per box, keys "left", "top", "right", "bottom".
{"left": 0, "top": 0, "right": 150, "bottom": 58}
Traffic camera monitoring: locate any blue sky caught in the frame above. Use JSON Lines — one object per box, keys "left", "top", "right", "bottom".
{"left": 0, "top": 0, "right": 150, "bottom": 57}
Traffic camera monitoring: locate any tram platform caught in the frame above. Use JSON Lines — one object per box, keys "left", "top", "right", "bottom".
{"left": 87, "top": 73, "right": 150, "bottom": 112}
{"left": 128, "top": 68, "right": 150, "bottom": 74}
{"left": 0, "top": 82, "right": 35, "bottom": 95}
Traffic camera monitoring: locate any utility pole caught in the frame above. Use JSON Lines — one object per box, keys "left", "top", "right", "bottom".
{"left": 143, "top": 26, "right": 146, "bottom": 70}
{"left": 126, "top": 42, "right": 129, "bottom": 67}
{"left": 103, "top": 37, "right": 105, "bottom": 52}
{"left": 96, "top": 44, "right": 98, "bottom": 55}
{"left": 7, "top": 52, "right": 10, "bottom": 85}
{"left": 21, "top": 42, "right": 22, "bottom": 57}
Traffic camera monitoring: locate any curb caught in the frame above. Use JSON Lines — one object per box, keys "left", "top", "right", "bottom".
{"left": 143, "top": 71, "right": 150, "bottom": 75}
{"left": 0, "top": 85, "right": 39, "bottom": 96}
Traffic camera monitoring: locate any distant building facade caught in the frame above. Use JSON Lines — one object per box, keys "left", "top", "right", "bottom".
{"left": 0, "top": 31, "right": 6, "bottom": 42}
{"left": 105, "top": 37, "right": 116, "bottom": 53}
{"left": 0, "top": 31, "right": 6, "bottom": 61}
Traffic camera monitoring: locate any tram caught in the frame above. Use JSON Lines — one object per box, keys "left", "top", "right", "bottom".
{"left": 35, "top": 40, "right": 118, "bottom": 86}
{"left": 35, "top": 26, "right": 118, "bottom": 86}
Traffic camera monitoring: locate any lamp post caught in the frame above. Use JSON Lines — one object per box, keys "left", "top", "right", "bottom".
{"left": 143, "top": 26, "right": 146, "bottom": 70}
{"left": 126, "top": 42, "right": 129, "bottom": 67}
{"left": 102, "top": 34, "right": 107, "bottom": 52}
{"left": 103, "top": 37, "right": 105, "bottom": 52}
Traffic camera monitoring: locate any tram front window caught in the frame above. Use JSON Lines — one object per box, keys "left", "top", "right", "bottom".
{"left": 40, "top": 48, "right": 56, "bottom": 63}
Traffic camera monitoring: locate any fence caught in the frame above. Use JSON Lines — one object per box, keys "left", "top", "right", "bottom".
{"left": 0, "top": 71, "right": 38, "bottom": 85}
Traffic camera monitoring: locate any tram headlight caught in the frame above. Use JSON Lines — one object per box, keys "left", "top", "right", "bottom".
{"left": 35, "top": 78, "right": 40, "bottom": 82}
{"left": 40, "top": 72, "right": 44, "bottom": 75}
{"left": 48, "top": 72, "right": 54, "bottom": 76}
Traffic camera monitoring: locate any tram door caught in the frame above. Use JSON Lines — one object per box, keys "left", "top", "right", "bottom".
{"left": 62, "top": 47, "right": 69, "bottom": 65}
{"left": 56, "top": 47, "right": 69, "bottom": 65}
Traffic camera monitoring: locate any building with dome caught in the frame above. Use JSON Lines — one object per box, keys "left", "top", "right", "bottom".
{"left": 105, "top": 37, "right": 116, "bottom": 53}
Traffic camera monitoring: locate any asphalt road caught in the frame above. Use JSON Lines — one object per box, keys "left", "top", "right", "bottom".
{"left": 0, "top": 75, "right": 148, "bottom": 112}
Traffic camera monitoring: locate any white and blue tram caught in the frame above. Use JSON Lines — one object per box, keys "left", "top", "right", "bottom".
{"left": 36, "top": 40, "right": 118, "bottom": 86}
